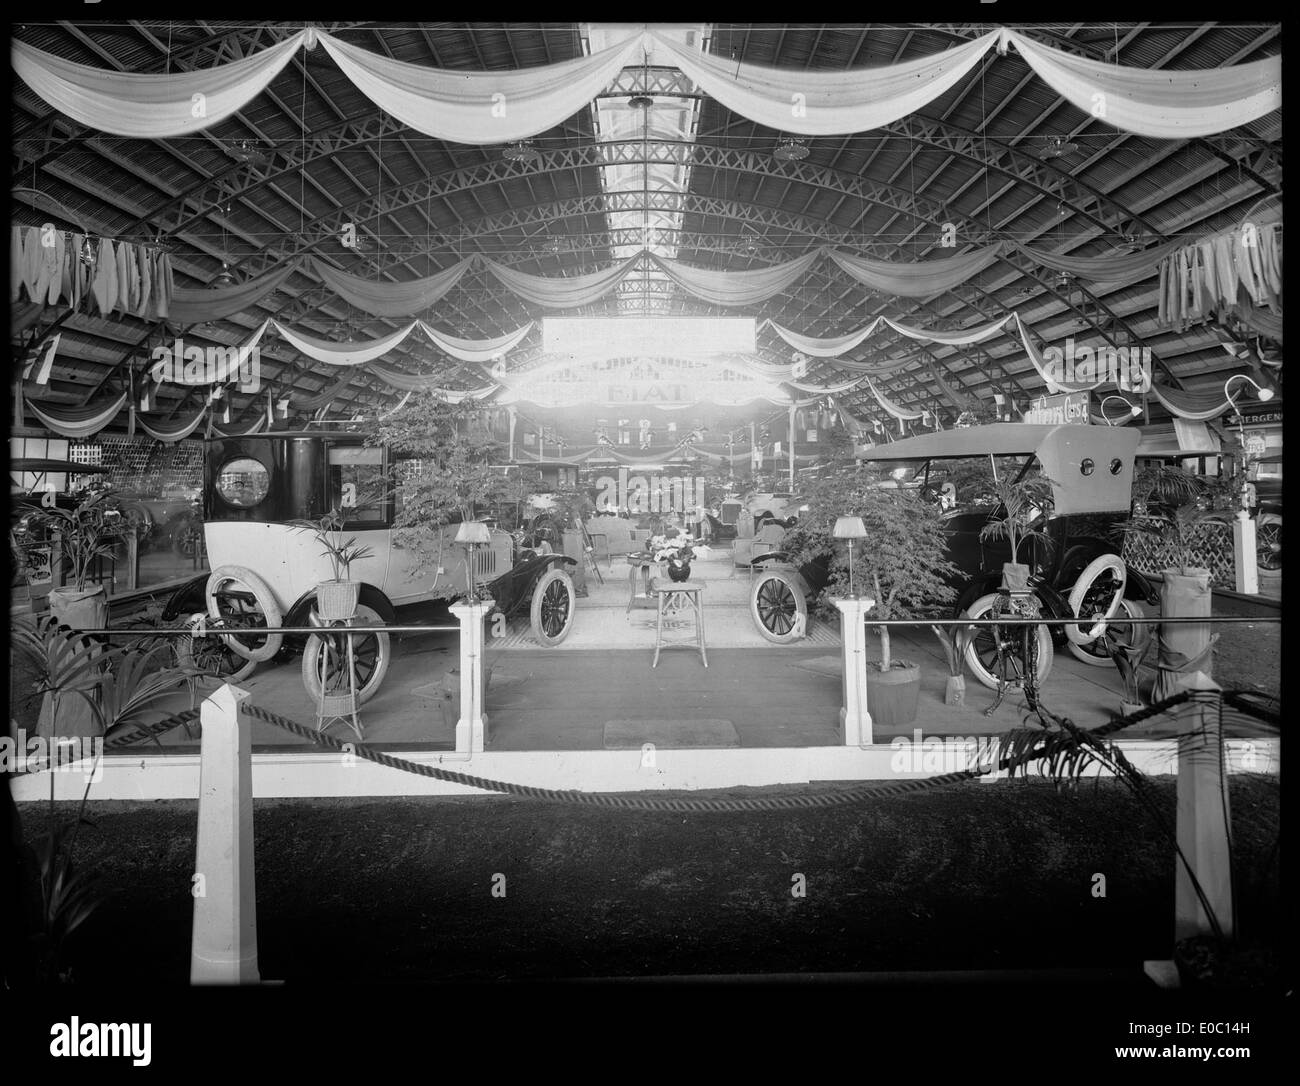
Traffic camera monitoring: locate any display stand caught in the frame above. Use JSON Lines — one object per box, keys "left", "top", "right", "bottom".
{"left": 311, "top": 615, "right": 363, "bottom": 741}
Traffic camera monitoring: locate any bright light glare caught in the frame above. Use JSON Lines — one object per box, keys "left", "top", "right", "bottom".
{"left": 543, "top": 317, "right": 756, "bottom": 359}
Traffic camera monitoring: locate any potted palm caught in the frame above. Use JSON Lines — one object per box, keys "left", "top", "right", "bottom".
{"left": 291, "top": 509, "right": 375, "bottom": 621}
{"left": 30, "top": 490, "right": 122, "bottom": 631}
{"left": 978, "top": 476, "right": 1054, "bottom": 594}
{"left": 931, "top": 624, "right": 978, "bottom": 707}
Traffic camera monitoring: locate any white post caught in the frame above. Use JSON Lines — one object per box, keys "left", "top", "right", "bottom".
{"left": 449, "top": 598, "right": 493, "bottom": 753}
{"left": 191, "top": 683, "right": 259, "bottom": 984}
{"left": 833, "top": 596, "right": 875, "bottom": 746}
{"left": 507, "top": 406, "right": 517, "bottom": 461}
{"left": 1175, "top": 674, "right": 1235, "bottom": 943}
{"left": 1232, "top": 510, "right": 1258, "bottom": 595}
{"left": 788, "top": 403, "right": 797, "bottom": 491}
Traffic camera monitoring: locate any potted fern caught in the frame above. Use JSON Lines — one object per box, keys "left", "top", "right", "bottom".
{"left": 291, "top": 509, "right": 375, "bottom": 621}
{"left": 931, "top": 624, "right": 978, "bottom": 707}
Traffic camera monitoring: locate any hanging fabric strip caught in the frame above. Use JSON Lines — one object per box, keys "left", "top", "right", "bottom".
{"left": 866, "top": 378, "right": 925, "bottom": 421}
{"left": 783, "top": 375, "right": 868, "bottom": 395}
{"left": 927, "top": 362, "right": 975, "bottom": 410}
{"left": 271, "top": 319, "right": 416, "bottom": 366}
{"left": 309, "top": 255, "right": 473, "bottom": 318}
{"left": 298, "top": 371, "right": 356, "bottom": 410}
{"left": 768, "top": 318, "right": 885, "bottom": 358}
{"left": 417, "top": 320, "right": 533, "bottom": 362}
{"left": 28, "top": 392, "right": 128, "bottom": 439}
{"left": 1149, "top": 382, "right": 1235, "bottom": 421}
{"left": 11, "top": 31, "right": 308, "bottom": 138}
{"left": 211, "top": 414, "right": 268, "bottom": 438}
{"left": 1004, "top": 30, "right": 1280, "bottom": 138}
{"left": 882, "top": 313, "right": 1015, "bottom": 345}
{"left": 649, "top": 28, "right": 1000, "bottom": 136}
{"left": 650, "top": 249, "right": 825, "bottom": 307}
{"left": 827, "top": 245, "right": 1005, "bottom": 297}
{"left": 481, "top": 255, "right": 639, "bottom": 308}
{"left": 168, "top": 261, "right": 301, "bottom": 326}
{"left": 1017, "top": 238, "right": 1182, "bottom": 283}
{"left": 317, "top": 30, "right": 643, "bottom": 143}
{"left": 149, "top": 320, "right": 270, "bottom": 385}
{"left": 137, "top": 404, "right": 209, "bottom": 443}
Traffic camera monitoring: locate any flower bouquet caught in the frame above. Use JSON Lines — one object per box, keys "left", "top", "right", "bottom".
{"left": 649, "top": 532, "right": 698, "bottom": 582}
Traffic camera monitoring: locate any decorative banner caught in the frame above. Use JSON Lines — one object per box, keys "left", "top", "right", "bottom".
{"left": 1022, "top": 391, "right": 1091, "bottom": 426}
{"left": 27, "top": 392, "right": 128, "bottom": 439}
{"left": 137, "top": 404, "right": 209, "bottom": 443}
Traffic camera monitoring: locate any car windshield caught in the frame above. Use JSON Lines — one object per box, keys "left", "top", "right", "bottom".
{"left": 904, "top": 455, "right": 1038, "bottom": 509}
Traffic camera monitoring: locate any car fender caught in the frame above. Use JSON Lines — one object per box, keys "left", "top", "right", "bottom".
{"left": 161, "top": 573, "right": 209, "bottom": 620}
{"left": 1124, "top": 567, "right": 1160, "bottom": 605}
{"left": 284, "top": 582, "right": 397, "bottom": 629}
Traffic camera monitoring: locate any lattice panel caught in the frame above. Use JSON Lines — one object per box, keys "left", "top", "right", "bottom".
{"left": 1122, "top": 517, "right": 1236, "bottom": 589}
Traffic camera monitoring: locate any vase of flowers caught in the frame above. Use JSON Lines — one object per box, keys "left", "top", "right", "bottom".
{"left": 649, "top": 532, "right": 698, "bottom": 582}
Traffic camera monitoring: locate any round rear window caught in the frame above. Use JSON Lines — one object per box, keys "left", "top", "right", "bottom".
{"left": 216, "top": 457, "right": 270, "bottom": 507}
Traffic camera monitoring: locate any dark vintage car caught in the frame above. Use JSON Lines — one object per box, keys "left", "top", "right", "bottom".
{"left": 747, "top": 424, "right": 1160, "bottom": 688}
{"left": 160, "top": 431, "right": 579, "bottom": 701}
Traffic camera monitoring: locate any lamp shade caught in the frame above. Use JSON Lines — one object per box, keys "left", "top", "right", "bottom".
{"left": 454, "top": 520, "right": 492, "bottom": 545}
{"left": 833, "top": 516, "right": 868, "bottom": 540}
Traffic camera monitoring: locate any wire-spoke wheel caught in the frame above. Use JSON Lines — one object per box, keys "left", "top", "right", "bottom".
{"left": 530, "top": 568, "right": 576, "bottom": 646}
{"left": 205, "top": 565, "right": 283, "bottom": 662}
{"left": 750, "top": 569, "right": 808, "bottom": 644}
{"left": 300, "top": 604, "right": 391, "bottom": 705}
{"left": 963, "top": 592, "right": 1054, "bottom": 691}
{"left": 1066, "top": 597, "right": 1150, "bottom": 667}
{"left": 176, "top": 613, "right": 259, "bottom": 684}
{"left": 1257, "top": 514, "right": 1281, "bottom": 571}
{"left": 1064, "top": 552, "right": 1127, "bottom": 647}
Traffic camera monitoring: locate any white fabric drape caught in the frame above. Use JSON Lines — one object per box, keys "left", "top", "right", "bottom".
{"left": 651, "top": 250, "right": 824, "bottom": 307}
{"left": 867, "top": 378, "right": 926, "bottom": 420}
{"left": 827, "top": 245, "right": 1005, "bottom": 297}
{"left": 12, "top": 31, "right": 307, "bottom": 138}
{"left": 417, "top": 321, "right": 533, "bottom": 363}
{"left": 317, "top": 30, "right": 642, "bottom": 143}
{"left": 150, "top": 321, "right": 270, "bottom": 385}
{"left": 27, "top": 392, "right": 128, "bottom": 439}
{"left": 650, "top": 28, "right": 1001, "bottom": 136}
{"left": 482, "top": 255, "right": 638, "bottom": 308}
{"left": 272, "top": 320, "right": 417, "bottom": 367}
{"left": 309, "top": 255, "right": 473, "bottom": 318}
{"left": 138, "top": 404, "right": 210, "bottom": 443}
{"left": 1004, "top": 29, "right": 1281, "bottom": 139}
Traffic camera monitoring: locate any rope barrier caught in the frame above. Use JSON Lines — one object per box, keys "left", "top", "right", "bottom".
{"left": 88, "top": 687, "right": 1282, "bottom": 814}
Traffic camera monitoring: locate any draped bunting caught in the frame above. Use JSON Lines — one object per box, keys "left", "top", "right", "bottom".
{"left": 827, "top": 245, "right": 1005, "bottom": 297}
{"left": 1148, "top": 382, "right": 1239, "bottom": 421}
{"left": 867, "top": 378, "right": 926, "bottom": 421}
{"left": 298, "top": 371, "right": 356, "bottom": 411}
{"left": 420, "top": 321, "right": 532, "bottom": 363}
{"left": 650, "top": 28, "right": 1001, "bottom": 136}
{"left": 317, "top": 31, "right": 642, "bottom": 143}
{"left": 482, "top": 255, "right": 638, "bottom": 308}
{"left": 27, "top": 392, "right": 128, "bottom": 439}
{"left": 137, "top": 404, "right": 210, "bottom": 443}
{"left": 367, "top": 362, "right": 499, "bottom": 399}
{"left": 11, "top": 31, "right": 308, "bottom": 138}
{"left": 1017, "top": 238, "right": 1183, "bottom": 283}
{"left": 211, "top": 414, "right": 268, "bottom": 438}
{"left": 273, "top": 320, "right": 417, "bottom": 367}
{"left": 151, "top": 321, "right": 270, "bottom": 384}
{"left": 927, "top": 363, "right": 979, "bottom": 410}
{"left": 651, "top": 250, "right": 824, "bottom": 307}
{"left": 308, "top": 255, "right": 472, "bottom": 318}
{"left": 1003, "top": 29, "right": 1281, "bottom": 139}
{"left": 168, "top": 261, "right": 300, "bottom": 326}
{"left": 14, "top": 27, "right": 1278, "bottom": 145}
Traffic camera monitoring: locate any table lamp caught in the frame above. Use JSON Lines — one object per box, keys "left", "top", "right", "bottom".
{"left": 833, "top": 515, "right": 868, "bottom": 597}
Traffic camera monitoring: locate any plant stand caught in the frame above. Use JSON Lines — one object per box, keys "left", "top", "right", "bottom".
{"left": 311, "top": 616, "right": 363, "bottom": 741}
{"left": 985, "top": 588, "right": 1042, "bottom": 717}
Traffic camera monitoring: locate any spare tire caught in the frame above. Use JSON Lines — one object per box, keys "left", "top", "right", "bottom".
{"left": 205, "top": 565, "right": 284, "bottom": 662}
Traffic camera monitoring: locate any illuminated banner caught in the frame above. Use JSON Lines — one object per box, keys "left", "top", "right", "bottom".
{"left": 542, "top": 317, "right": 757, "bottom": 359}
{"left": 1022, "top": 391, "right": 1090, "bottom": 426}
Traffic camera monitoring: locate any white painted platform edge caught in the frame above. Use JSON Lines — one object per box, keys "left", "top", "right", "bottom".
{"left": 11, "top": 739, "right": 1279, "bottom": 802}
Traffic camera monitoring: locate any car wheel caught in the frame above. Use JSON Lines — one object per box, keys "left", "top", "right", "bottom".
{"left": 750, "top": 569, "right": 808, "bottom": 643}
{"left": 176, "top": 612, "right": 259, "bottom": 684}
{"left": 1257, "top": 514, "right": 1281, "bottom": 571}
{"left": 1065, "top": 598, "right": 1151, "bottom": 668}
{"left": 1064, "top": 553, "right": 1127, "bottom": 647}
{"left": 205, "top": 565, "right": 284, "bottom": 662}
{"left": 530, "top": 568, "right": 576, "bottom": 646}
{"left": 301, "top": 603, "right": 391, "bottom": 705}
{"left": 962, "top": 593, "right": 1054, "bottom": 691}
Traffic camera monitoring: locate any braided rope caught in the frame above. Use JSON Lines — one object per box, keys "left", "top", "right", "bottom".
{"left": 94, "top": 690, "right": 1232, "bottom": 813}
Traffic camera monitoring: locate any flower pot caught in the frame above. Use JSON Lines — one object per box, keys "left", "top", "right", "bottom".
{"left": 315, "top": 579, "right": 360, "bottom": 621}
{"left": 866, "top": 660, "right": 921, "bottom": 727}
{"left": 1120, "top": 700, "right": 1145, "bottom": 718}
{"left": 944, "top": 674, "right": 966, "bottom": 708}
{"left": 47, "top": 585, "right": 108, "bottom": 631}
{"left": 1000, "top": 562, "right": 1031, "bottom": 593}
{"left": 666, "top": 558, "right": 691, "bottom": 582}
{"left": 1153, "top": 568, "right": 1212, "bottom": 702}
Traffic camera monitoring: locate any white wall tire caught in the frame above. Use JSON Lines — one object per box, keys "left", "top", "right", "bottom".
{"left": 1065, "top": 553, "right": 1127, "bottom": 647}
{"left": 750, "top": 569, "right": 808, "bottom": 644}
{"left": 530, "top": 568, "right": 576, "bottom": 646}
{"left": 1065, "top": 597, "right": 1150, "bottom": 667}
{"left": 301, "top": 603, "right": 391, "bottom": 705}
{"left": 205, "top": 564, "right": 284, "bottom": 662}
{"left": 962, "top": 593, "right": 1054, "bottom": 691}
